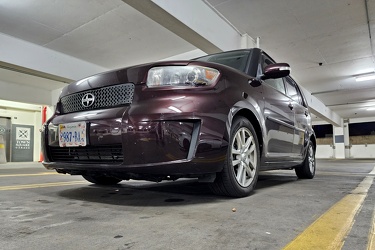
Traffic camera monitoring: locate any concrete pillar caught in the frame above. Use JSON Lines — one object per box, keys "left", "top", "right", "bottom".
{"left": 333, "top": 126, "right": 345, "bottom": 159}
{"left": 343, "top": 119, "right": 350, "bottom": 158}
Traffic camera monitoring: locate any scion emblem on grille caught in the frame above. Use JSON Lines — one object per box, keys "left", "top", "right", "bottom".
{"left": 82, "top": 93, "right": 95, "bottom": 108}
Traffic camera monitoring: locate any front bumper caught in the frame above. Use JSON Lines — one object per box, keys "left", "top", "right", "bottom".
{"left": 42, "top": 107, "right": 228, "bottom": 176}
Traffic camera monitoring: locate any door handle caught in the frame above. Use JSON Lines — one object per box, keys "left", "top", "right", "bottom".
{"left": 288, "top": 103, "right": 294, "bottom": 110}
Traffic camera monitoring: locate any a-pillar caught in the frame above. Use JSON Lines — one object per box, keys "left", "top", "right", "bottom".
{"left": 333, "top": 126, "right": 345, "bottom": 159}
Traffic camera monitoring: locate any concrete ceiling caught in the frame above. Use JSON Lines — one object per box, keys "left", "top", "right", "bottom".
{"left": 208, "top": 0, "right": 375, "bottom": 120}
{"left": 0, "top": 0, "right": 375, "bottom": 122}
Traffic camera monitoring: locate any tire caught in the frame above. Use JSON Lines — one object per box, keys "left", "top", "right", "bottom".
{"left": 295, "top": 142, "right": 315, "bottom": 179}
{"left": 209, "top": 116, "right": 260, "bottom": 197}
{"left": 82, "top": 174, "right": 122, "bottom": 185}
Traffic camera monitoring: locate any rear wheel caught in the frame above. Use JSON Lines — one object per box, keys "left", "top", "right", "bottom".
{"left": 82, "top": 175, "right": 122, "bottom": 185}
{"left": 209, "top": 117, "right": 260, "bottom": 197}
{"left": 295, "top": 142, "right": 315, "bottom": 179}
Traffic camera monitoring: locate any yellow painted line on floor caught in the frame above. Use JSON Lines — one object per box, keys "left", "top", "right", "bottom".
{"left": 283, "top": 166, "right": 375, "bottom": 250}
{"left": 368, "top": 167, "right": 375, "bottom": 250}
{"left": 369, "top": 205, "right": 375, "bottom": 250}
{"left": 0, "top": 172, "right": 59, "bottom": 177}
{"left": 0, "top": 181, "right": 87, "bottom": 191}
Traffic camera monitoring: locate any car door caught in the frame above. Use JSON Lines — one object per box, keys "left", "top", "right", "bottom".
{"left": 260, "top": 54, "right": 295, "bottom": 160}
{"left": 284, "top": 76, "right": 310, "bottom": 159}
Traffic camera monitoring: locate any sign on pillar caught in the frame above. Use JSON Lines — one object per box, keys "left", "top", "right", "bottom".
{"left": 11, "top": 125, "right": 34, "bottom": 162}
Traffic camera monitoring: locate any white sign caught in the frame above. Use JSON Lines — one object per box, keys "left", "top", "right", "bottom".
{"left": 16, "top": 127, "right": 30, "bottom": 141}
{"left": 59, "top": 122, "right": 87, "bottom": 147}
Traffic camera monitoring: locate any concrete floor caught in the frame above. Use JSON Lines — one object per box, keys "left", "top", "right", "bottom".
{"left": 0, "top": 159, "right": 374, "bottom": 250}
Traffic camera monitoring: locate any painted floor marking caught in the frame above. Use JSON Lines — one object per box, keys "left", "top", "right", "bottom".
{"left": 0, "top": 181, "right": 86, "bottom": 191}
{"left": 283, "top": 166, "right": 375, "bottom": 250}
{"left": 368, "top": 167, "right": 375, "bottom": 250}
{"left": 0, "top": 172, "right": 58, "bottom": 177}
{"left": 369, "top": 204, "right": 375, "bottom": 250}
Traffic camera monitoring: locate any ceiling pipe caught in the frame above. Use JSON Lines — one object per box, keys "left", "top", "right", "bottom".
{"left": 256, "top": 37, "right": 260, "bottom": 48}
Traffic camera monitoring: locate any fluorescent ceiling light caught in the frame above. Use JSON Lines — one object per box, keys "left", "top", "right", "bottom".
{"left": 355, "top": 74, "right": 375, "bottom": 82}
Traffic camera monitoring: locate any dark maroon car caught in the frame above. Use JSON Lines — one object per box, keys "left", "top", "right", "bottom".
{"left": 42, "top": 48, "right": 316, "bottom": 197}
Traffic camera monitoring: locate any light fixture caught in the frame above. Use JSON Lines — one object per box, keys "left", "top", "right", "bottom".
{"left": 355, "top": 74, "right": 375, "bottom": 82}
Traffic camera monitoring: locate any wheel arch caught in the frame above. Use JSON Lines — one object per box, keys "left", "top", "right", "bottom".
{"left": 232, "top": 109, "right": 264, "bottom": 158}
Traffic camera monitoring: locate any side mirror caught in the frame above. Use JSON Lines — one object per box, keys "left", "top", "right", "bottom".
{"left": 262, "top": 63, "right": 291, "bottom": 80}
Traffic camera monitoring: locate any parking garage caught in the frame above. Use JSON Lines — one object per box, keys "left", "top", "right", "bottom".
{"left": 1, "top": 1, "right": 375, "bottom": 249}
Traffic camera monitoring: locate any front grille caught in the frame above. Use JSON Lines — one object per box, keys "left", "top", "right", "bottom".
{"left": 48, "top": 145, "right": 123, "bottom": 163}
{"left": 60, "top": 83, "right": 135, "bottom": 114}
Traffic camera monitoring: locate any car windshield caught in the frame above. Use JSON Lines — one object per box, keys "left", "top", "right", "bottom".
{"left": 194, "top": 50, "right": 250, "bottom": 73}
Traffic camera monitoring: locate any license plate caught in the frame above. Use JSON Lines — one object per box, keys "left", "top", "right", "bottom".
{"left": 59, "top": 122, "right": 87, "bottom": 147}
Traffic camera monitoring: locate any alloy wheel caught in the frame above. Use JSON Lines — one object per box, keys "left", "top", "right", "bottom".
{"left": 308, "top": 145, "right": 315, "bottom": 174}
{"left": 231, "top": 127, "right": 257, "bottom": 187}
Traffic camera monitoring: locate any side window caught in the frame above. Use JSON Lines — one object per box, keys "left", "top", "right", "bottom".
{"left": 261, "top": 55, "right": 286, "bottom": 94}
{"left": 285, "top": 77, "right": 303, "bottom": 105}
{"left": 264, "top": 78, "right": 286, "bottom": 94}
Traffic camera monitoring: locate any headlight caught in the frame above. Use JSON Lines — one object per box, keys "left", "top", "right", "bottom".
{"left": 147, "top": 66, "right": 220, "bottom": 87}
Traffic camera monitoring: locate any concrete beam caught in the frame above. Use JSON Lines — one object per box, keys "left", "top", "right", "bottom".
{"left": 122, "top": 0, "right": 255, "bottom": 53}
{"left": 0, "top": 33, "right": 107, "bottom": 81}
{"left": 0, "top": 80, "right": 51, "bottom": 105}
{"left": 301, "top": 86, "right": 342, "bottom": 127}
{"left": 0, "top": 61, "right": 72, "bottom": 84}
{"left": 0, "top": 100, "right": 41, "bottom": 112}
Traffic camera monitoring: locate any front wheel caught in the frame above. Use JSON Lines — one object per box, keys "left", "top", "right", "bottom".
{"left": 209, "top": 117, "right": 260, "bottom": 197}
{"left": 295, "top": 143, "right": 316, "bottom": 179}
{"left": 82, "top": 175, "right": 122, "bottom": 185}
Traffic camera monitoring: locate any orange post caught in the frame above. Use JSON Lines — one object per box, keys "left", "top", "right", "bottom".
{"left": 39, "top": 106, "right": 47, "bottom": 162}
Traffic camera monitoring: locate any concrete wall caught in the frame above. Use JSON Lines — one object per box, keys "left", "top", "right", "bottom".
{"left": 316, "top": 145, "right": 334, "bottom": 158}
{"left": 0, "top": 80, "right": 52, "bottom": 105}
{"left": 347, "top": 117, "right": 375, "bottom": 159}
{"left": 350, "top": 145, "right": 375, "bottom": 158}
{"left": 314, "top": 116, "right": 375, "bottom": 159}
{"left": 0, "top": 104, "right": 42, "bottom": 162}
